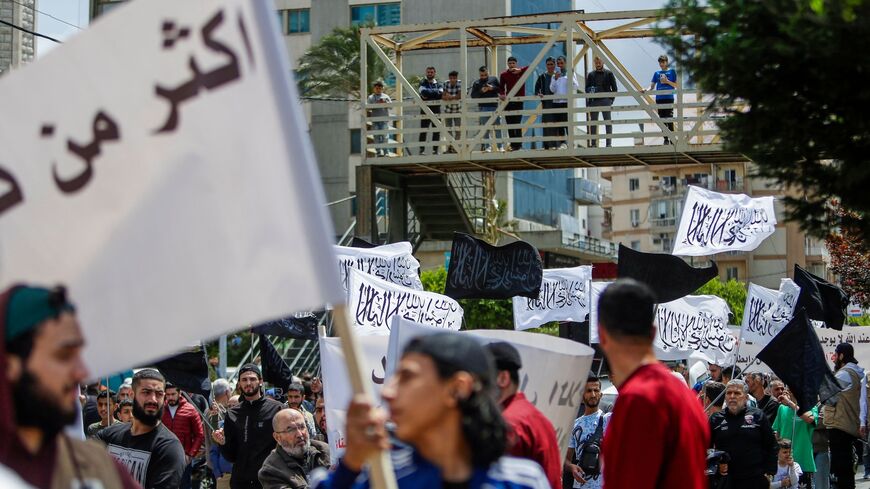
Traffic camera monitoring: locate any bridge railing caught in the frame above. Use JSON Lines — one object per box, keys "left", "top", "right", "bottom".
{"left": 362, "top": 88, "right": 727, "bottom": 160}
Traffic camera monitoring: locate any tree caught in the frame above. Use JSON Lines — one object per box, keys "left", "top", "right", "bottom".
{"left": 694, "top": 278, "right": 747, "bottom": 325}
{"left": 660, "top": 0, "right": 870, "bottom": 243}
{"left": 295, "top": 23, "right": 392, "bottom": 101}
{"left": 825, "top": 201, "right": 870, "bottom": 307}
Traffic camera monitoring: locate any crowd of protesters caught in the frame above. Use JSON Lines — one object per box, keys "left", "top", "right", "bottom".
{"left": 1, "top": 281, "right": 867, "bottom": 489}
{"left": 364, "top": 54, "right": 678, "bottom": 156}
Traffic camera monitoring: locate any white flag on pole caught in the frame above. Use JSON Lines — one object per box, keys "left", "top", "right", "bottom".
{"left": 347, "top": 268, "right": 463, "bottom": 335}
{"left": 512, "top": 266, "right": 592, "bottom": 331}
{"left": 588, "top": 281, "right": 612, "bottom": 344}
{"left": 673, "top": 186, "right": 776, "bottom": 256}
{"left": 741, "top": 279, "right": 801, "bottom": 346}
{"left": 335, "top": 242, "right": 423, "bottom": 293}
{"left": 0, "top": 0, "right": 344, "bottom": 377}
{"left": 654, "top": 295, "right": 734, "bottom": 361}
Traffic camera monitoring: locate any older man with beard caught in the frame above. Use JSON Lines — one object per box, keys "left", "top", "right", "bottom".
{"left": 258, "top": 409, "right": 329, "bottom": 489}
{"left": 97, "top": 368, "right": 186, "bottom": 489}
{"left": 0, "top": 285, "right": 140, "bottom": 489}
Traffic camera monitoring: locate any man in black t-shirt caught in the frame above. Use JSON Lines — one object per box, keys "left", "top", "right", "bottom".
{"left": 97, "top": 369, "right": 185, "bottom": 489}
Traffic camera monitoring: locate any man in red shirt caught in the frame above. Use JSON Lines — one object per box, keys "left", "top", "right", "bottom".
{"left": 162, "top": 383, "right": 205, "bottom": 489}
{"left": 485, "top": 342, "right": 562, "bottom": 489}
{"left": 499, "top": 56, "right": 529, "bottom": 151}
{"left": 596, "top": 279, "right": 710, "bottom": 489}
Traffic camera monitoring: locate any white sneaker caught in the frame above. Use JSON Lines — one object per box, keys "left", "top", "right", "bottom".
{"left": 484, "top": 147, "right": 492, "bottom": 153}
{"left": 559, "top": 143, "right": 568, "bottom": 150}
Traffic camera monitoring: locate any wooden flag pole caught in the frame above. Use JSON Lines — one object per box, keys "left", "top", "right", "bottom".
{"left": 331, "top": 303, "right": 398, "bottom": 489}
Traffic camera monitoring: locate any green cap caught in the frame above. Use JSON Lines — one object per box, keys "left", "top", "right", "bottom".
{"left": 5, "top": 286, "right": 75, "bottom": 342}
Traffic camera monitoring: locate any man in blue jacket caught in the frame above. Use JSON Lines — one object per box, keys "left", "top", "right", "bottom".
{"left": 418, "top": 66, "right": 443, "bottom": 155}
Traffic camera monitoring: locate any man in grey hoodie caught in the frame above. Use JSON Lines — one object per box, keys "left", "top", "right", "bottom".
{"left": 824, "top": 343, "right": 866, "bottom": 489}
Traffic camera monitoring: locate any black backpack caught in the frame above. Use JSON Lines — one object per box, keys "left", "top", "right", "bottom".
{"left": 576, "top": 415, "right": 605, "bottom": 477}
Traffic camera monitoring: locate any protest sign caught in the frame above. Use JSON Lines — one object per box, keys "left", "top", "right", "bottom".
{"left": 444, "top": 233, "right": 543, "bottom": 300}
{"left": 0, "top": 0, "right": 344, "bottom": 377}
{"left": 347, "top": 268, "right": 463, "bottom": 335}
{"left": 741, "top": 280, "right": 800, "bottom": 346}
{"left": 734, "top": 326, "right": 870, "bottom": 375}
{"left": 654, "top": 295, "right": 734, "bottom": 361}
{"left": 384, "top": 317, "right": 594, "bottom": 455}
{"left": 512, "top": 266, "right": 592, "bottom": 331}
{"left": 673, "top": 186, "right": 776, "bottom": 256}
{"left": 335, "top": 242, "right": 423, "bottom": 293}
{"left": 319, "top": 335, "right": 390, "bottom": 464}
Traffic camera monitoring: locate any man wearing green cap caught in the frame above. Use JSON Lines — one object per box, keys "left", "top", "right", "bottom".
{"left": 0, "top": 284, "right": 140, "bottom": 488}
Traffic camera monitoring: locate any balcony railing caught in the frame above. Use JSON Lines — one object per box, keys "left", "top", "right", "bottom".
{"left": 362, "top": 88, "right": 728, "bottom": 161}
{"left": 571, "top": 178, "right": 602, "bottom": 205}
{"left": 563, "top": 235, "right": 618, "bottom": 259}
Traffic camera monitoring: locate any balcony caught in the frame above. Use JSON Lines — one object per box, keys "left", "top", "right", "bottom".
{"left": 650, "top": 216, "right": 678, "bottom": 233}
{"left": 805, "top": 244, "right": 825, "bottom": 257}
{"left": 571, "top": 178, "right": 602, "bottom": 205}
{"left": 715, "top": 178, "right": 745, "bottom": 193}
{"left": 517, "top": 230, "right": 617, "bottom": 261}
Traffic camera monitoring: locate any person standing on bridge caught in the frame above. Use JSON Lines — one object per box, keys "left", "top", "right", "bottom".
{"left": 550, "top": 56, "right": 580, "bottom": 151}
{"left": 585, "top": 56, "right": 618, "bottom": 148}
{"left": 499, "top": 56, "right": 529, "bottom": 151}
{"left": 642, "top": 55, "right": 678, "bottom": 145}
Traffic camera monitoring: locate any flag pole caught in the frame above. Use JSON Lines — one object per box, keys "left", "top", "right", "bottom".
{"left": 331, "top": 303, "right": 398, "bottom": 489}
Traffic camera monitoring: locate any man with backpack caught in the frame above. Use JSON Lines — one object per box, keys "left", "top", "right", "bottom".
{"left": 486, "top": 342, "right": 562, "bottom": 489}
{"left": 565, "top": 375, "right": 610, "bottom": 488}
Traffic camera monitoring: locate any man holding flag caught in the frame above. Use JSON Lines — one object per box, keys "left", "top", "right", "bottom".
{"left": 825, "top": 343, "right": 867, "bottom": 489}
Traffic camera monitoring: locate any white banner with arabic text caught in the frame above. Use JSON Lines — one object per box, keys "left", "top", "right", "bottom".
{"left": 512, "top": 266, "right": 591, "bottom": 331}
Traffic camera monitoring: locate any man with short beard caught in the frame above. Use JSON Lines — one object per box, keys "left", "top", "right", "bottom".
{"left": 0, "top": 285, "right": 139, "bottom": 489}
{"left": 212, "top": 363, "right": 283, "bottom": 489}
{"left": 746, "top": 372, "right": 779, "bottom": 424}
{"left": 313, "top": 397, "right": 327, "bottom": 443}
{"left": 162, "top": 382, "right": 205, "bottom": 489}
{"left": 565, "top": 375, "right": 610, "bottom": 489}
{"left": 258, "top": 409, "right": 329, "bottom": 489}
{"left": 87, "top": 389, "right": 116, "bottom": 438}
{"left": 97, "top": 368, "right": 186, "bottom": 488}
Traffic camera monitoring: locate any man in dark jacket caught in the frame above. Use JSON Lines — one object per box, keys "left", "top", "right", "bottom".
{"left": 258, "top": 409, "right": 329, "bottom": 489}
{"left": 585, "top": 56, "right": 617, "bottom": 148}
{"left": 212, "top": 364, "right": 283, "bottom": 489}
{"left": 534, "top": 57, "right": 557, "bottom": 149}
{"left": 470, "top": 66, "right": 502, "bottom": 152}
{"left": 709, "top": 379, "right": 778, "bottom": 489}
{"left": 418, "top": 66, "right": 443, "bottom": 155}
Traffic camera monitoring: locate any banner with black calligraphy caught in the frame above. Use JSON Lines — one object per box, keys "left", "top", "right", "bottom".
{"left": 740, "top": 279, "right": 801, "bottom": 346}
{"left": 0, "top": 0, "right": 345, "bottom": 377}
{"left": 512, "top": 266, "right": 592, "bottom": 331}
{"left": 444, "top": 232, "right": 543, "bottom": 300}
{"left": 733, "top": 326, "right": 870, "bottom": 375}
{"left": 673, "top": 186, "right": 777, "bottom": 256}
{"left": 654, "top": 295, "right": 735, "bottom": 361}
{"left": 383, "top": 317, "right": 594, "bottom": 456}
{"left": 319, "top": 335, "right": 389, "bottom": 465}
{"left": 335, "top": 242, "right": 423, "bottom": 293}
{"left": 348, "top": 268, "right": 463, "bottom": 335}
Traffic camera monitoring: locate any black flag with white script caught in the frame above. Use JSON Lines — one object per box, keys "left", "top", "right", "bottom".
{"left": 617, "top": 244, "right": 718, "bottom": 303}
{"left": 152, "top": 344, "right": 211, "bottom": 398}
{"left": 444, "top": 232, "right": 543, "bottom": 300}
{"left": 757, "top": 308, "right": 844, "bottom": 412}
{"left": 258, "top": 334, "right": 294, "bottom": 393}
{"left": 252, "top": 311, "right": 322, "bottom": 341}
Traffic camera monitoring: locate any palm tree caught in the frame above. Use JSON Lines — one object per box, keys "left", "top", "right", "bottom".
{"left": 295, "top": 23, "right": 393, "bottom": 101}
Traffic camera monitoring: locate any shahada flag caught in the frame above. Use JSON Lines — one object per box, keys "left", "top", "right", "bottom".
{"left": 0, "top": 0, "right": 345, "bottom": 377}
{"left": 445, "top": 233, "right": 543, "bottom": 300}
{"left": 653, "top": 295, "right": 735, "bottom": 361}
{"left": 794, "top": 264, "right": 849, "bottom": 330}
{"left": 673, "top": 186, "right": 776, "bottom": 256}
{"left": 335, "top": 242, "right": 423, "bottom": 293}
{"left": 617, "top": 244, "right": 718, "bottom": 304}
{"left": 740, "top": 279, "right": 801, "bottom": 346}
{"left": 512, "top": 266, "right": 592, "bottom": 331}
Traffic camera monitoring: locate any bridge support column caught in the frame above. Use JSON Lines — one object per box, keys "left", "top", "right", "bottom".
{"left": 356, "top": 165, "right": 377, "bottom": 243}
{"left": 387, "top": 187, "right": 408, "bottom": 243}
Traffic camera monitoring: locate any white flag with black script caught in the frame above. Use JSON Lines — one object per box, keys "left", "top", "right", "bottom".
{"left": 512, "top": 266, "right": 592, "bottom": 331}
{"left": 673, "top": 186, "right": 776, "bottom": 256}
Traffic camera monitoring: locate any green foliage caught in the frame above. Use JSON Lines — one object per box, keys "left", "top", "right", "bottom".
{"left": 295, "top": 23, "right": 392, "bottom": 101}
{"left": 849, "top": 315, "right": 870, "bottom": 326}
{"left": 420, "top": 267, "right": 514, "bottom": 330}
{"left": 659, "top": 0, "right": 870, "bottom": 243}
{"left": 694, "top": 278, "right": 747, "bottom": 325}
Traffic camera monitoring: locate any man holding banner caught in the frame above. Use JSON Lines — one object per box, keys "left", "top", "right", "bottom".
{"left": 596, "top": 279, "right": 710, "bottom": 488}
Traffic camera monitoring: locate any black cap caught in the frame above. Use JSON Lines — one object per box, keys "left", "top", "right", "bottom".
{"left": 836, "top": 343, "right": 856, "bottom": 360}
{"left": 485, "top": 342, "right": 522, "bottom": 372}
{"left": 239, "top": 363, "right": 262, "bottom": 379}
{"left": 403, "top": 333, "right": 495, "bottom": 382}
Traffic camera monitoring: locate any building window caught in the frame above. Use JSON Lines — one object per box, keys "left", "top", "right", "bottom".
{"left": 629, "top": 177, "right": 640, "bottom": 192}
{"left": 513, "top": 170, "right": 575, "bottom": 227}
{"left": 630, "top": 240, "right": 641, "bottom": 250}
{"left": 630, "top": 208, "right": 640, "bottom": 227}
{"left": 726, "top": 267, "right": 738, "bottom": 281}
{"left": 285, "top": 9, "right": 310, "bottom": 34}
{"left": 351, "top": 3, "right": 401, "bottom": 26}
{"left": 350, "top": 129, "right": 361, "bottom": 154}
